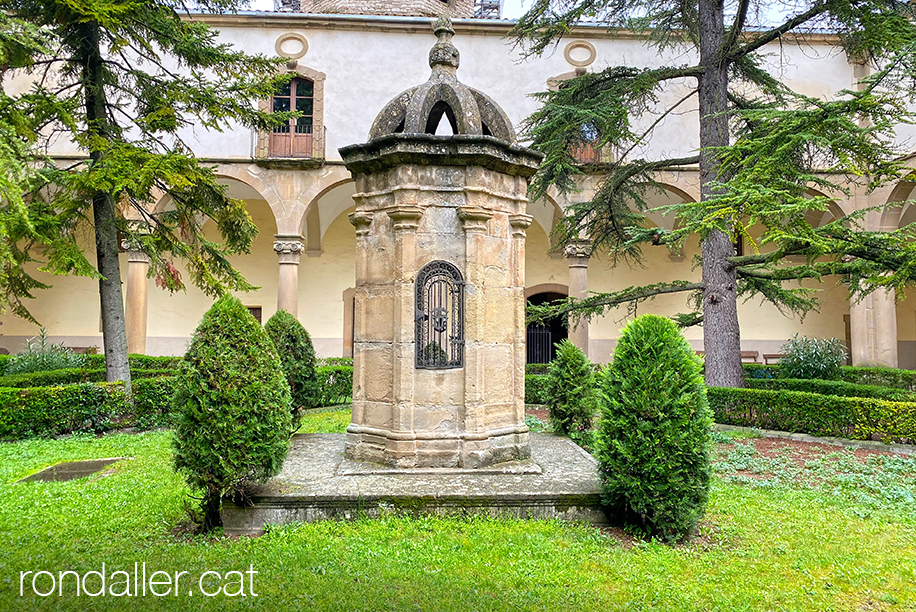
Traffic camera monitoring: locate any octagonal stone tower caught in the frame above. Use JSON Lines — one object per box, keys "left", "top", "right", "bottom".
{"left": 340, "top": 17, "right": 543, "bottom": 469}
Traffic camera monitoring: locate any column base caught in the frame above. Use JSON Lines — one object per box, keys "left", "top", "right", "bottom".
{"left": 345, "top": 426, "right": 530, "bottom": 469}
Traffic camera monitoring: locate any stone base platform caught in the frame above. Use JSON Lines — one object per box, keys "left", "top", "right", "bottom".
{"left": 222, "top": 433, "right": 606, "bottom": 535}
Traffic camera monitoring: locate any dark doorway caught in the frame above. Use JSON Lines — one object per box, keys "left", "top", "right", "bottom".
{"left": 526, "top": 292, "right": 568, "bottom": 364}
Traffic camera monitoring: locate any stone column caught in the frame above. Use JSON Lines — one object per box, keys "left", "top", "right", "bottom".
{"left": 125, "top": 249, "right": 150, "bottom": 355}
{"left": 509, "top": 213, "right": 534, "bottom": 427}
{"left": 274, "top": 235, "right": 304, "bottom": 318}
{"left": 850, "top": 289, "right": 898, "bottom": 367}
{"left": 565, "top": 241, "right": 591, "bottom": 356}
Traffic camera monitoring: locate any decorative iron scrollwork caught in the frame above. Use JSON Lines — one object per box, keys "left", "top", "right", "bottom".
{"left": 415, "top": 261, "right": 464, "bottom": 369}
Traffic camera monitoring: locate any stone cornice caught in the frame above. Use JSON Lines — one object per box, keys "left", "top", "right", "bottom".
{"left": 186, "top": 12, "right": 844, "bottom": 46}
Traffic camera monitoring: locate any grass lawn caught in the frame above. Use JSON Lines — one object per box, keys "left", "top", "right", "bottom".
{"left": 0, "top": 410, "right": 914, "bottom": 611}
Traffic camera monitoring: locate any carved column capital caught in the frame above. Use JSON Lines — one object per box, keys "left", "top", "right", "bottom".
{"left": 348, "top": 211, "right": 373, "bottom": 237}
{"left": 387, "top": 206, "right": 423, "bottom": 231}
{"left": 508, "top": 214, "right": 533, "bottom": 238}
{"left": 564, "top": 241, "right": 592, "bottom": 267}
{"left": 457, "top": 206, "right": 493, "bottom": 234}
{"left": 273, "top": 235, "right": 305, "bottom": 264}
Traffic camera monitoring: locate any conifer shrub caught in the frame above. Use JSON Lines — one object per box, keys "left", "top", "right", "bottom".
{"left": 597, "top": 314, "right": 712, "bottom": 541}
{"left": 778, "top": 334, "right": 847, "bottom": 380}
{"left": 264, "top": 310, "right": 320, "bottom": 427}
{"left": 172, "top": 295, "right": 292, "bottom": 531}
{"left": 545, "top": 339, "right": 597, "bottom": 444}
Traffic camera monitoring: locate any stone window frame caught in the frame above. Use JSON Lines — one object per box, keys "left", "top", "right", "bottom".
{"left": 546, "top": 66, "right": 614, "bottom": 165}
{"left": 254, "top": 63, "right": 326, "bottom": 160}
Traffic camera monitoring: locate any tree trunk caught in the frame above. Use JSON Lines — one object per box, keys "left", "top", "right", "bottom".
{"left": 697, "top": 0, "right": 745, "bottom": 388}
{"left": 80, "top": 22, "right": 132, "bottom": 394}
{"left": 203, "top": 490, "right": 223, "bottom": 532}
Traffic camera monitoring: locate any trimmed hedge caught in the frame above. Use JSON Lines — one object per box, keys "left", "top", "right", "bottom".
{"left": 746, "top": 377, "right": 916, "bottom": 402}
{"left": 319, "top": 357, "right": 353, "bottom": 368}
{"left": 837, "top": 367, "right": 916, "bottom": 391}
{"left": 743, "top": 363, "right": 916, "bottom": 391}
{"left": 82, "top": 354, "right": 182, "bottom": 370}
{"left": 0, "top": 368, "right": 174, "bottom": 389}
{"left": 709, "top": 386, "right": 916, "bottom": 444}
{"left": 0, "top": 383, "right": 128, "bottom": 441}
{"left": 526, "top": 363, "right": 549, "bottom": 375}
{"left": 133, "top": 377, "right": 176, "bottom": 429}
{"left": 317, "top": 366, "right": 353, "bottom": 406}
{"left": 525, "top": 373, "right": 550, "bottom": 404}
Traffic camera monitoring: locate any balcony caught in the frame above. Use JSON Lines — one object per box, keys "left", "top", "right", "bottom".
{"left": 253, "top": 125, "right": 326, "bottom": 169}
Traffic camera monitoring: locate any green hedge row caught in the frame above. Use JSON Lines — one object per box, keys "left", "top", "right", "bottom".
{"left": 708, "top": 386, "right": 916, "bottom": 444}
{"left": 0, "top": 383, "right": 129, "bottom": 441}
{"left": 0, "top": 368, "right": 174, "bottom": 389}
{"left": 525, "top": 373, "right": 550, "bottom": 404}
{"left": 746, "top": 377, "right": 916, "bottom": 402}
{"left": 317, "top": 366, "right": 352, "bottom": 406}
{"left": 82, "top": 354, "right": 183, "bottom": 370}
{"left": 743, "top": 362, "right": 916, "bottom": 391}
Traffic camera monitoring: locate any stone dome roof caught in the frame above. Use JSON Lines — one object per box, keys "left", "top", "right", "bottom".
{"left": 368, "top": 16, "right": 517, "bottom": 144}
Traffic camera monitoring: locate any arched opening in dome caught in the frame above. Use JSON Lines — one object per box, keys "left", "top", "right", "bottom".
{"left": 481, "top": 122, "right": 492, "bottom": 136}
{"left": 425, "top": 100, "right": 459, "bottom": 135}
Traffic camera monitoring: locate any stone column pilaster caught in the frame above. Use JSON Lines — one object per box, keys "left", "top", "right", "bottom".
{"left": 274, "top": 235, "right": 304, "bottom": 318}
{"left": 509, "top": 213, "right": 533, "bottom": 426}
{"left": 458, "top": 206, "right": 494, "bottom": 442}
{"left": 565, "top": 241, "right": 591, "bottom": 357}
{"left": 387, "top": 205, "right": 423, "bottom": 462}
{"left": 850, "top": 288, "right": 898, "bottom": 367}
{"left": 125, "top": 249, "right": 150, "bottom": 355}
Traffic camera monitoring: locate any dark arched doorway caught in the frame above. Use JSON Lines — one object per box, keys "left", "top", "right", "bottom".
{"left": 526, "top": 292, "right": 568, "bottom": 364}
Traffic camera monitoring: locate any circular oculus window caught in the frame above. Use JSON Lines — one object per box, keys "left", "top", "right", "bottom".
{"left": 276, "top": 33, "right": 309, "bottom": 60}
{"left": 563, "top": 40, "right": 596, "bottom": 68}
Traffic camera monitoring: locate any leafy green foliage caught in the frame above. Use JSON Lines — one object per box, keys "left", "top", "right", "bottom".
{"left": 777, "top": 335, "right": 848, "bottom": 380}
{"left": 545, "top": 340, "right": 598, "bottom": 440}
{"left": 6, "top": 328, "right": 86, "bottom": 374}
{"left": 597, "top": 314, "right": 712, "bottom": 541}
{"left": 265, "top": 310, "right": 320, "bottom": 427}
{"left": 709, "top": 386, "right": 916, "bottom": 443}
{"left": 0, "top": 0, "right": 291, "bottom": 324}
{"left": 172, "top": 295, "right": 292, "bottom": 530}
{"left": 510, "top": 0, "right": 916, "bottom": 384}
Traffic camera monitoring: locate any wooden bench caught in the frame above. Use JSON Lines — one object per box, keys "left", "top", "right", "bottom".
{"left": 763, "top": 353, "right": 784, "bottom": 365}
{"left": 695, "top": 350, "right": 759, "bottom": 363}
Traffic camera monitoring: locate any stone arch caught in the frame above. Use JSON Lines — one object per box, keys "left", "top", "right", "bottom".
{"left": 881, "top": 180, "right": 916, "bottom": 230}
{"left": 297, "top": 166, "right": 355, "bottom": 249}
{"left": 149, "top": 170, "right": 282, "bottom": 234}
{"left": 525, "top": 283, "right": 569, "bottom": 298}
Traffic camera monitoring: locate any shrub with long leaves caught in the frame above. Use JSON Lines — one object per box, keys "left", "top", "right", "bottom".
{"left": 778, "top": 334, "right": 848, "bottom": 380}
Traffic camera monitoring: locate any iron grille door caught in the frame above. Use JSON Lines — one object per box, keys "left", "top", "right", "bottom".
{"left": 415, "top": 261, "right": 464, "bottom": 368}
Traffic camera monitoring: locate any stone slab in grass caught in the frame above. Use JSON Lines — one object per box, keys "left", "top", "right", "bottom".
{"left": 223, "top": 433, "right": 605, "bottom": 535}
{"left": 16, "top": 458, "right": 127, "bottom": 483}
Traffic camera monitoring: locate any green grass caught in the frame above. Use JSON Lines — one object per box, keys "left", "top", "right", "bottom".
{"left": 0, "top": 409, "right": 913, "bottom": 610}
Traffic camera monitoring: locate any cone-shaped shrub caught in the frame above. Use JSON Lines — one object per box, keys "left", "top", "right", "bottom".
{"left": 172, "top": 295, "right": 292, "bottom": 531}
{"left": 598, "top": 314, "right": 712, "bottom": 541}
{"left": 546, "top": 339, "right": 597, "bottom": 442}
{"left": 264, "top": 309, "right": 320, "bottom": 426}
